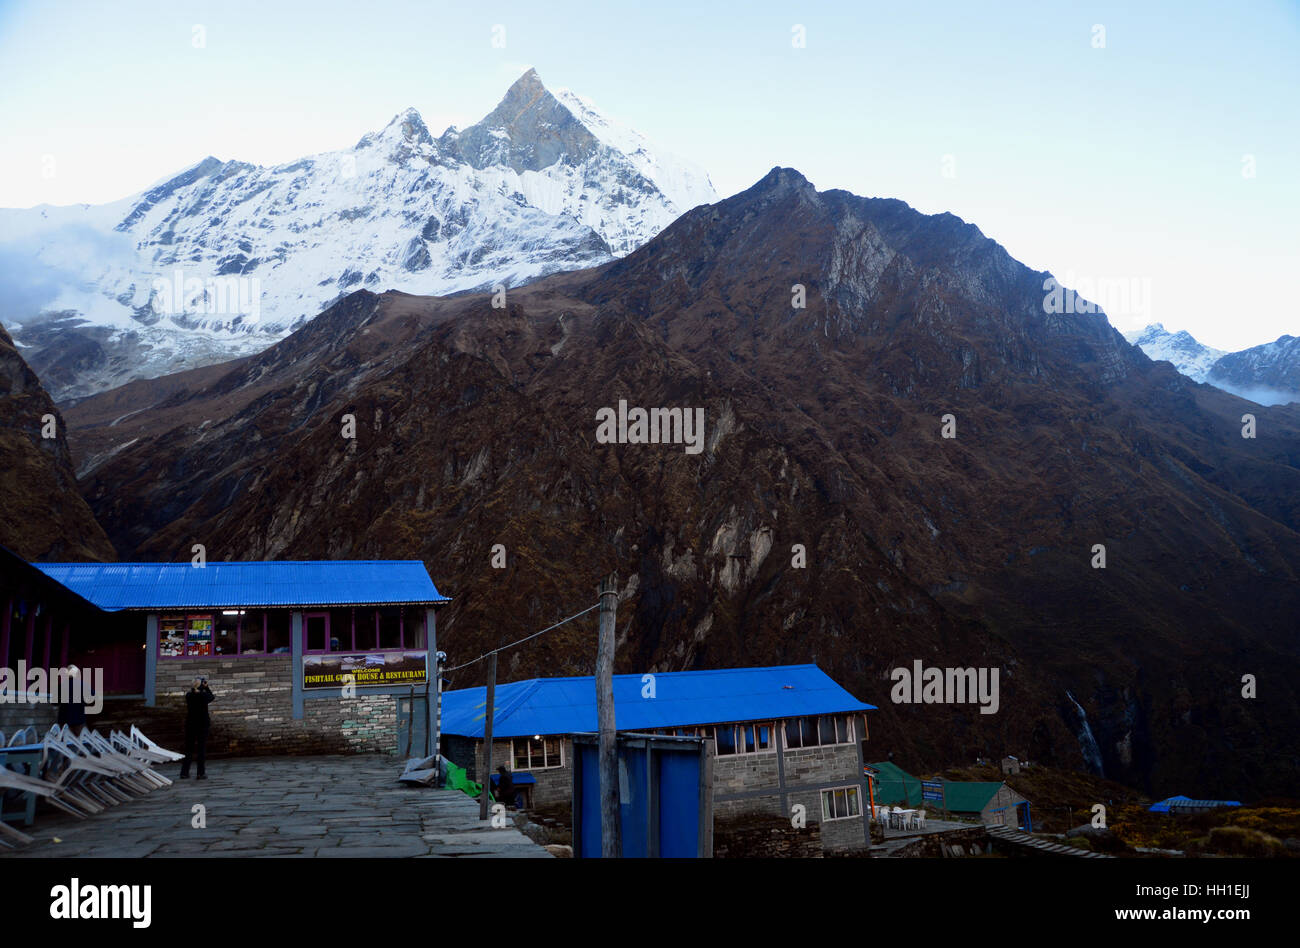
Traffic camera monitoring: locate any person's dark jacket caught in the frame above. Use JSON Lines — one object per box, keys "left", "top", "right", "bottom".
{"left": 185, "top": 685, "right": 215, "bottom": 727}
{"left": 496, "top": 765, "right": 515, "bottom": 805}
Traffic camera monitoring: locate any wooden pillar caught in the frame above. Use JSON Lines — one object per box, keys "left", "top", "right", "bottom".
{"left": 597, "top": 573, "right": 620, "bottom": 858}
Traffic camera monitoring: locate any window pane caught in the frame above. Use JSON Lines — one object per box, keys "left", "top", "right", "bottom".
{"left": 715, "top": 726, "right": 737, "bottom": 755}
{"left": 847, "top": 787, "right": 860, "bottom": 816}
{"left": 265, "top": 612, "right": 291, "bottom": 653}
{"left": 409, "top": 611, "right": 427, "bottom": 649}
{"left": 784, "top": 719, "right": 802, "bottom": 749}
{"left": 799, "top": 716, "right": 817, "bottom": 747}
{"left": 305, "top": 614, "right": 327, "bottom": 652}
{"left": 328, "top": 609, "right": 353, "bottom": 652}
{"left": 757, "top": 725, "right": 770, "bottom": 750}
{"left": 186, "top": 616, "right": 212, "bottom": 656}
{"left": 743, "top": 725, "right": 755, "bottom": 753}
{"left": 544, "top": 737, "right": 560, "bottom": 767}
{"left": 513, "top": 741, "right": 529, "bottom": 770}
{"left": 819, "top": 715, "right": 837, "bottom": 746}
{"left": 160, "top": 617, "right": 185, "bottom": 658}
{"left": 214, "top": 611, "right": 240, "bottom": 655}
{"left": 239, "top": 612, "right": 264, "bottom": 654}
{"left": 821, "top": 792, "right": 832, "bottom": 821}
{"left": 378, "top": 607, "right": 402, "bottom": 650}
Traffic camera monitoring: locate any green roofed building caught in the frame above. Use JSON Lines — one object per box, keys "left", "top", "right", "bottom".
{"left": 867, "top": 761, "right": 923, "bottom": 807}
{"left": 943, "top": 781, "right": 1030, "bottom": 829}
{"left": 865, "top": 763, "right": 1032, "bottom": 830}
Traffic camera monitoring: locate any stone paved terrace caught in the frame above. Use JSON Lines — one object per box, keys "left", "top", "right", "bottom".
{"left": 1, "top": 755, "right": 553, "bottom": 858}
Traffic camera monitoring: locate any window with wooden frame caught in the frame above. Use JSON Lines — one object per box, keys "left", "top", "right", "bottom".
{"left": 158, "top": 614, "right": 214, "bottom": 658}
{"left": 784, "top": 714, "right": 855, "bottom": 749}
{"left": 710, "top": 722, "right": 776, "bottom": 756}
{"left": 159, "top": 610, "right": 293, "bottom": 658}
{"left": 820, "top": 786, "right": 861, "bottom": 821}
{"left": 511, "top": 736, "right": 564, "bottom": 771}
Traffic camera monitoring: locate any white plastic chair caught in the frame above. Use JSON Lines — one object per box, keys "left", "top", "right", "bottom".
{"left": 129, "top": 725, "right": 184, "bottom": 762}
{"left": 915, "top": 809, "right": 927, "bottom": 829}
{"left": 82, "top": 729, "right": 169, "bottom": 789}
{"left": 41, "top": 733, "right": 133, "bottom": 807}
{"left": 1, "top": 756, "right": 102, "bottom": 819}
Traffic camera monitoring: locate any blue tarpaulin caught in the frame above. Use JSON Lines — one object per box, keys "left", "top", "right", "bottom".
{"left": 34, "top": 560, "right": 449, "bottom": 611}
{"left": 441, "top": 664, "right": 875, "bottom": 738}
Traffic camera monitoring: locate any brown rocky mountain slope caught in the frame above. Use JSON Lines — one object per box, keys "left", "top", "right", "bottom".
{"left": 0, "top": 323, "right": 115, "bottom": 561}
{"left": 67, "top": 168, "right": 1300, "bottom": 798}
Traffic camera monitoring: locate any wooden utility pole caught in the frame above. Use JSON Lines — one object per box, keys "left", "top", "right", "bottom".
{"left": 434, "top": 605, "right": 444, "bottom": 759}
{"left": 480, "top": 650, "right": 496, "bottom": 820}
{"left": 597, "top": 573, "right": 620, "bottom": 857}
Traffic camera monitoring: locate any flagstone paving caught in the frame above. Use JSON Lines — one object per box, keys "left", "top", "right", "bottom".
{"left": 1, "top": 755, "right": 552, "bottom": 858}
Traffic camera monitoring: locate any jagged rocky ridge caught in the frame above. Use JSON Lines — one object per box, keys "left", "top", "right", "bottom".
{"left": 0, "top": 323, "right": 115, "bottom": 560}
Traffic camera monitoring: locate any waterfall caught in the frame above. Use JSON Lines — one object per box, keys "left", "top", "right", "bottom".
{"left": 1066, "top": 691, "right": 1105, "bottom": 775}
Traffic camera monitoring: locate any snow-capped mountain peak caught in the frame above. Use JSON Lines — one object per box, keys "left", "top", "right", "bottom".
{"left": 1124, "top": 322, "right": 1225, "bottom": 382}
{"left": 1125, "top": 322, "right": 1299, "bottom": 405}
{"left": 0, "top": 69, "right": 719, "bottom": 400}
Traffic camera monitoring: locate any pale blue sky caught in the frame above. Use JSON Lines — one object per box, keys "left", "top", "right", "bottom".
{"left": 0, "top": 0, "right": 1296, "bottom": 350}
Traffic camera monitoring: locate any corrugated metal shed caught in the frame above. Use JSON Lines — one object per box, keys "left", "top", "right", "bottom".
{"left": 33, "top": 560, "right": 450, "bottom": 611}
{"left": 441, "top": 664, "right": 875, "bottom": 738}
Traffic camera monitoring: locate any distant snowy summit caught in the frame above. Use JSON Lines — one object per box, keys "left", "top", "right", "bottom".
{"left": 0, "top": 68, "right": 717, "bottom": 401}
{"left": 1125, "top": 323, "right": 1300, "bottom": 405}
{"left": 1123, "top": 323, "right": 1226, "bottom": 382}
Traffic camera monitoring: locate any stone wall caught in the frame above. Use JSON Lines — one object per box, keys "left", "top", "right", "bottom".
{"left": 152, "top": 656, "right": 398, "bottom": 755}
{"left": 714, "top": 813, "right": 823, "bottom": 858}
{"left": 713, "top": 742, "right": 868, "bottom": 851}
{"left": 442, "top": 735, "right": 573, "bottom": 809}
{"left": 891, "top": 826, "right": 991, "bottom": 858}
{"left": 0, "top": 700, "right": 56, "bottom": 736}
{"left": 474, "top": 737, "right": 572, "bottom": 808}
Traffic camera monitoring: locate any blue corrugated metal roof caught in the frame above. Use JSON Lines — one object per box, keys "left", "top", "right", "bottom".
{"left": 33, "top": 561, "right": 450, "bottom": 611}
{"left": 441, "top": 664, "right": 875, "bottom": 738}
{"left": 1149, "top": 795, "right": 1242, "bottom": 812}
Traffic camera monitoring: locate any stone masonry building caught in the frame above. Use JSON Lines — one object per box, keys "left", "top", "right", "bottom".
{"left": 1, "top": 554, "right": 449, "bottom": 755}
{"left": 440, "top": 664, "right": 877, "bottom": 853}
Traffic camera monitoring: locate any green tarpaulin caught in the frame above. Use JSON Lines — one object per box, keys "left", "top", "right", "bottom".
{"left": 444, "top": 760, "right": 492, "bottom": 801}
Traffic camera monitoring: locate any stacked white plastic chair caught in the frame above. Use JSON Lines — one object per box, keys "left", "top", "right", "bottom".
{"left": 0, "top": 722, "right": 184, "bottom": 847}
